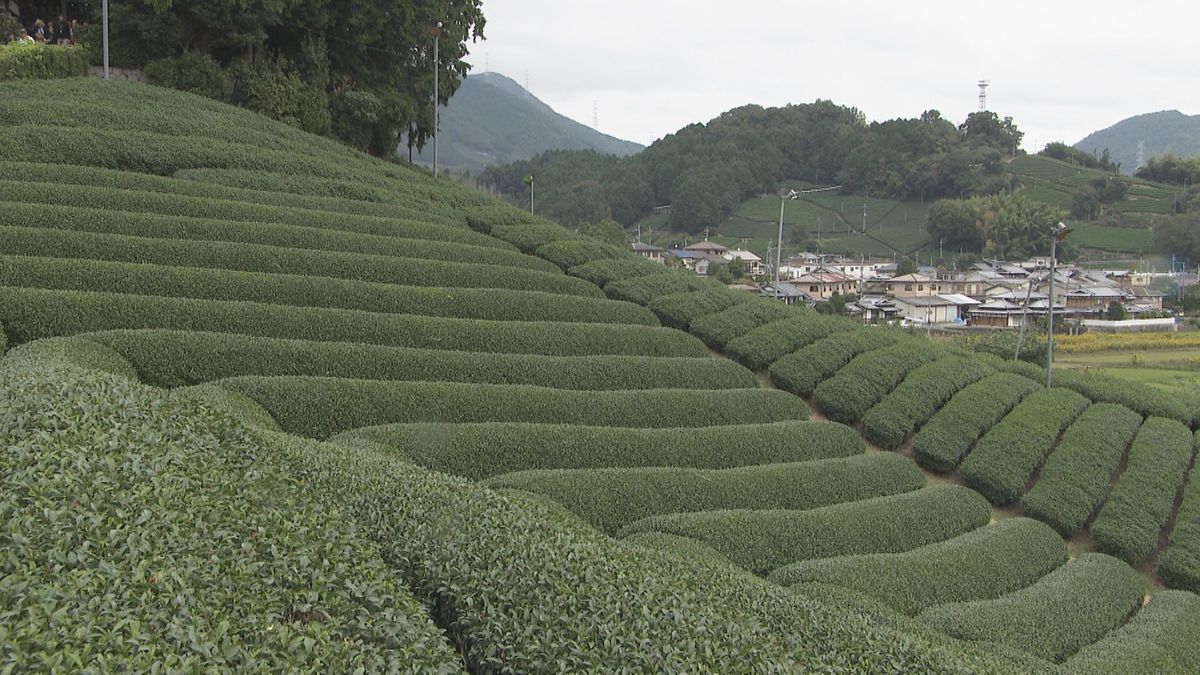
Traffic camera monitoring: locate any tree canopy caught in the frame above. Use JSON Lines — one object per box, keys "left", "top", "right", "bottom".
{"left": 927, "top": 193, "right": 1069, "bottom": 260}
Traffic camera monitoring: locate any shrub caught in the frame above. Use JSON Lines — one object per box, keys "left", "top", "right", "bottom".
{"left": 489, "top": 222, "right": 576, "bottom": 253}
{"left": 1092, "top": 417, "right": 1195, "bottom": 562}
{"left": 535, "top": 238, "right": 625, "bottom": 270}
{"left": 1, "top": 336, "right": 138, "bottom": 381}
{"left": 1066, "top": 590, "right": 1200, "bottom": 674}
{"left": 690, "top": 299, "right": 793, "bottom": 349}
{"left": 604, "top": 272, "right": 716, "bottom": 305}
{"left": 0, "top": 255, "right": 651, "bottom": 325}
{"left": 0, "top": 43, "right": 88, "bottom": 80}
{"left": 917, "top": 553, "right": 1146, "bottom": 663}
{"left": 0, "top": 287, "right": 706, "bottom": 357}
{"left": 1158, "top": 433, "right": 1200, "bottom": 593}
{"left": 1052, "top": 369, "right": 1195, "bottom": 426}
{"left": 647, "top": 288, "right": 751, "bottom": 330}
{"left": 568, "top": 257, "right": 666, "bottom": 287}
{"left": 859, "top": 355, "right": 998, "bottom": 449}
{"left": 217, "top": 376, "right": 809, "bottom": 439}
{"left": 960, "top": 387, "right": 1092, "bottom": 505}
{"left": 485, "top": 453, "right": 924, "bottom": 535}
{"left": 169, "top": 383, "right": 282, "bottom": 432}
{"left": 911, "top": 373, "right": 1041, "bottom": 473}
{"left": 768, "top": 329, "right": 899, "bottom": 397}
{"left": 461, "top": 203, "right": 540, "bottom": 233}
{"left": 621, "top": 532, "right": 745, "bottom": 572}
{"left": 769, "top": 518, "right": 1068, "bottom": 616}
{"left": 619, "top": 485, "right": 991, "bottom": 576}
{"left": 335, "top": 420, "right": 862, "bottom": 481}
{"left": 144, "top": 50, "right": 232, "bottom": 101}
{"left": 724, "top": 314, "right": 859, "bottom": 371}
{"left": 812, "top": 341, "right": 946, "bottom": 424}
{"left": 83, "top": 329, "right": 756, "bottom": 391}
{"left": 1022, "top": 403, "right": 1144, "bottom": 536}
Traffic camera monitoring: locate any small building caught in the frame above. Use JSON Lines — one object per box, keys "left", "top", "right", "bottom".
{"left": 724, "top": 249, "right": 766, "bottom": 276}
{"left": 851, "top": 295, "right": 903, "bottom": 323}
{"left": 893, "top": 295, "right": 961, "bottom": 325}
{"left": 631, "top": 242, "right": 665, "bottom": 263}
{"left": 760, "top": 282, "right": 812, "bottom": 306}
{"left": 683, "top": 240, "right": 729, "bottom": 257}
{"left": 791, "top": 272, "right": 854, "bottom": 300}
{"left": 886, "top": 273, "right": 938, "bottom": 298}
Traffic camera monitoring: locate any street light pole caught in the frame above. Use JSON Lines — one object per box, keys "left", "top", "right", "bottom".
{"left": 775, "top": 196, "right": 785, "bottom": 298}
{"left": 1047, "top": 221, "right": 1072, "bottom": 387}
{"left": 102, "top": 0, "right": 109, "bottom": 80}
{"left": 432, "top": 22, "right": 443, "bottom": 177}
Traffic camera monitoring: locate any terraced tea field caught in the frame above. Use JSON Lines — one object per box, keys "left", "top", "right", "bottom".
{"left": 2, "top": 78, "right": 1199, "bottom": 671}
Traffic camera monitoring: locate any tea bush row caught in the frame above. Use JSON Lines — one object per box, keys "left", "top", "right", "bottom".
{"left": 1158, "top": 447, "right": 1200, "bottom": 593}
{"left": 605, "top": 271, "right": 717, "bottom": 305}
{"left": 768, "top": 329, "right": 898, "bottom": 397}
{"left": 1065, "top": 590, "right": 1200, "bottom": 674}
{"left": 535, "top": 238, "right": 626, "bottom": 270}
{"left": 812, "top": 341, "right": 946, "bottom": 424}
{"left": 1052, "top": 369, "right": 1196, "bottom": 427}
{"left": 912, "top": 373, "right": 1041, "bottom": 473}
{"left": 568, "top": 257, "right": 667, "bottom": 287}
{"left": 647, "top": 288, "right": 751, "bottom": 330}
{"left": 725, "top": 314, "right": 859, "bottom": 371}
{"left": 689, "top": 299, "right": 793, "bottom": 349}
{"left": 860, "top": 355, "right": 998, "bottom": 449}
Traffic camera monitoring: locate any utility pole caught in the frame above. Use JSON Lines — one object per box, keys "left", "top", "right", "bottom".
{"left": 523, "top": 175, "right": 534, "bottom": 213}
{"left": 102, "top": 0, "right": 110, "bottom": 79}
{"left": 431, "top": 22, "right": 443, "bottom": 177}
{"left": 1047, "top": 222, "right": 1072, "bottom": 387}
{"left": 776, "top": 197, "right": 785, "bottom": 298}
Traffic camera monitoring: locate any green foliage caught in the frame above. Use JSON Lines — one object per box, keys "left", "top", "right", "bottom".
{"left": 1158, "top": 433, "right": 1200, "bottom": 593}
{"left": 1092, "top": 418, "right": 1195, "bottom": 562}
{"left": 0, "top": 42, "right": 88, "bottom": 80}
{"left": 535, "top": 238, "right": 626, "bottom": 270}
{"left": 336, "top": 420, "right": 863, "bottom": 481}
{"left": 621, "top": 485, "right": 991, "bottom": 576}
{"left": 647, "top": 288, "right": 751, "bottom": 330}
{"left": 168, "top": 383, "right": 281, "bottom": 431}
{"left": 917, "top": 553, "right": 1146, "bottom": 663}
{"left": 568, "top": 257, "right": 667, "bottom": 287}
{"left": 812, "top": 340, "right": 946, "bottom": 424}
{"left": 1066, "top": 590, "right": 1200, "bottom": 674}
{"left": 860, "top": 355, "right": 999, "bottom": 449}
{"left": 725, "top": 313, "right": 859, "bottom": 371}
{"left": 770, "top": 519, "right": 1068, "bottom": 616}
{"left": 911, "top": 373, "right": 1041, "bottom": 472}
{"left": 1106, "top": 299, "right": 1129, "bottom": 320}
{"left": 1051, "top": 368, "right": 1195, "bottom": 426}
{"left": 489, "top": 221, "right": 576, "bottom": 252}
{"left": 577, "top": 218, "right": 630, "bottom": 247}
{"left": 485, "top": 453, "right": 923, "bottom": 535}
{"left": 769, "top": 329, "right": 899, "bottom": 397}
{"left": 1022, "top": 403, "right": 1144, "bottom": 537}
{"left": 604, "top": 271, "right": 717, "bottom": 305}
{"left": 217, "top": 376, "right": 809, "bottom": 439}
{"left": 0, "top": 287, "right": 704, "bottom": 357}
{"left": 689, "top": 299, "right": 794, "bottom": 349}
{"left": 144, "top": 50, "right": 232, "bottom": 100}
{"left": 1040, "top": 142, "right": 1120, "bottom": 173}
{"left": 2, "top": 336, "right": 139, "bottom": 381}
{"left": 927, "top": 193, "right": 1068, "bottom": 259}
{"left": 622, "top": 532, "right": 745, "bottom": 572}
{"left": 960, "top": 387, "right": 1092, "bottom": 505}
{"left": 1137, "top": 154, "right": 1200, "bottom": 186}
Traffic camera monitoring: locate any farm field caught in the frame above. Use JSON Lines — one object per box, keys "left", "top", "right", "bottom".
{"left": 1055, "top": 348, "right": 1200, "bottom": 393}
{"left": 4, "top": 78, "right": 1200, "bottom": 671}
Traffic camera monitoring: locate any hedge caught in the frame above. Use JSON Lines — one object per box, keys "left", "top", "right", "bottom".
{"left": 1065, "top": 590, "right": 1200, "bottom": 674}
{"left": 1052, "top": 369, "right": 1196, "bottom": 427}
{"left": 619, "top": 485, "right": 992, "bottom": 576}
{"left": 0, "top": 225, "right": 598, "bottom": 298}
{"left": 0, "top": 355, "right": 461, "bottom": 671}
{"left": 217, "top": 376, "right": 809, "bottom": 439}
{"left": 812, "top": 340, "right": 946, "bottom": 424}
{"left": 911, "top": 373, "right": 1041, "bottom": 473}
{"left": 604, "top": 272, "right": 717, "bottom": 305}
{"left": 485, "top": 453, "right": 924, "bottom": 535}
{"left": 1, "top": 336, "right": 139, "bottom": 382}
{"left": 1022, "top": 403, "right": 1144, "bottom": 537}
{"left": 1158, "top": 433, "right": 1200, "bottom": 593}
{"left": 169, "top": 383, "right": 282, "bottom": 432}
{"left": 489, "top": 222, "right": 577, "bottom": 253}
{"left": 960, "top": 387, "right": 1092, "bottom": 505}
{"left": 621, "top": 532, "right": 746, "bottom": 572}
{"left": 0, "top": 43, "right": 88, "bottom": 80}
{"left": 1092, "top": 417, "right": 1195, "bottom": 562}
{"left": 859, "top": 355, "right": 998, "bottom": 449}
{"left": 0, "top": 255, "right": 655, "bottom": 326}
{"left": 647, "top": 288, "right": 752, "bottom": 331}
{"left": 334, "top": 420, "right": 863, "bottom": 481}
{"left": 535, "top": 238, "right": 626, "bottom": 270}
{"left": 768, "top": 329, "right": 898, "bottom": 398}
{"left": 568, "top": 257, "right": 667, "bottom": 287}
{"left": 0, "top": 287, "right": 706, "bottom": 357}
{"left": 917, "top": 553, "right": 1146, "bottom": 663}
{"left": 690, "top": 299, "right": 794, "bottom": 349}
{"left": 725, "top": 314, "right": 859, "bottom": 372}
{"left": 769, "top": 518, "right": 1068, "bottom": 616}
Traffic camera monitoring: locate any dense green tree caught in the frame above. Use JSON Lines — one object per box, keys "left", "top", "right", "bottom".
{"left": 959, "top": 111, "right": 1023, "bottom": 156}
{"left": 578, "top": 218, "right": 628, "bottom": 247}
{"left": 1137, "top": 154, "right": 1200, "bottom": 186}
{"left": 928, "top": 194, "right": 1067, "bottom": 260}
{"left": 895, "top": 258, "right": 919, "bottom": 276}
{"left": 1106, "top": 300, "right": 1128, "bottom": 320}
{"left": 1040, "top": 142, "right": 1120, "bottom": 173}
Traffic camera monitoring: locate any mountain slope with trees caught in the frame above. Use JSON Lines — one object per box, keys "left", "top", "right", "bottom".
{"left": 1076, "top": 110, "right": 1200, "bottom": 176}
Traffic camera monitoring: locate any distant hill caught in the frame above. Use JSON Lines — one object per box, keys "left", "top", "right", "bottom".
{"left": 407, "top": 72, "right": 643, "bottom": 173}
{"left": 1076, "top": 110, "right": 1200, "bottom": 175}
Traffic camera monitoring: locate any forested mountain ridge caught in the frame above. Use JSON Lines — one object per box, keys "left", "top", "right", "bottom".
{"left": 1076, "top": 110, "right": 1200, "bottom": 176}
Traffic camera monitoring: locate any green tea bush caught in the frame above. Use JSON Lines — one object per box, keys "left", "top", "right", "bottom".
{"left": 1092, "top": 417, "right": 1195, "bottom": 562}
{"left": 859, "top": 355, "right": 998, "bottom": 449}
{"left": 621, "top": 532, "right": 745, "bottom": 572}
{"left": 489, "top": 222, "right": 576, "bottom": 252}
{"left": 0, "top": 256, "right": 653, "bottom": 326}
{"left": 460, "top": 203, "right": 541, "bottom": 233}
{"left": 485, "top": 453, "right": 924, "bottom": 535}
{"left": 768, "top": 329, "right": 899, "bottom": 397}
{"left": 144, "top": 50, "right": 233, "bottom": 101}
{"left": 769, "top": 518, "right": 1068, "bottom": 615}
{"left": 1066, "top": 590, "right": 1200, "bottom": 674}
{"left": 647, "top": 288, "right": 751, "bottom": 330}
{"left": 960, "top": 387, "right": 1092, "bottom": 504}
{"left": 725, "top": 314, "right": 858, "bottom": 371}
{"left": 535, "top": 238, "right": 626, "bottom": 270}
{"left": 0, "top": 287, "right": 705, "bottom": 357}
{"left": 620, "top": 485, "right": 991, "bottom": 576}
{"left": 917, "top": 553, "right": 1146, "bottom": 663}
{"left": 84, "top": 330, "right": 756, "bottom": 390}
{"left": 1052, "top": 369, "right": 1196, "bottom": 426}
{"left": 812, "top": 341, "right": 946, "bottom": 424}
{"left": 690, "top": 299, "right": 793, "bottom": 349}
{"left": 336, "top": 420, "right": 862, "bottom": 480}
{"left": 912, "top": 373, "right": 1041, "bottom": 473}
{"left": 604, "top": 271, "right": 716, "bottom": 305}
{"left": 2, "top": 336, "right": 138, "bottom": 381}
{"left": 568, "top": 257, "right": 666, "bottom": 287}
{"left": 1022, "top": 403, "right": 1144, "bottom": 536}
{"left": 0, "top": 43, "right": 88, "bottom": 80}
{"left": 169, "top": 383, "right": 282, "bottom": 431}
{"left": 1158, "top": 434, "right": 1200, "bottom": 593}
{"left": 0, "top": 225, "right": 597, "bottom": 297}
{"left": 997, "top": 358, "right": 1047, "bottom": 382}
{"left": 218, "top": 376, "right": 809, "bottom": 438}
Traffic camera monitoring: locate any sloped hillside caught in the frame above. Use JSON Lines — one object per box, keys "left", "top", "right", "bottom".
{"left": 2, "top": 78, "right": 1199, "bottom": 672}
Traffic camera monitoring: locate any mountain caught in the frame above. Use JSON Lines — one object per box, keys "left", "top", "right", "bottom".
{"left": 408, "top": 72, "right": 643, "bottom": 173}
{"left": 1075, "top": 110, "right": 1200, "bottom": 175}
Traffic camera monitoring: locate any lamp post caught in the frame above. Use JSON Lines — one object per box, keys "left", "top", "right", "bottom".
{"left": 102, "top": 0, "right": 109, "bottom": 79}
{"left": 431, "top": 21, "right": 443, "bottom": 177}
{"left": 1046, "top": 221, "right": 1072, "bottom": 387}
{"left": 775, "top": 189, "right": 798, "bottom": 298}
{"left": 524, "top": 174, "right": 534, "bottom": 213}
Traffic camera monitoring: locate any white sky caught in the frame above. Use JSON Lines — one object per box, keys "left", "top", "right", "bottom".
{"left": 476, "top": 1, "right": 1197, "bottom": 151}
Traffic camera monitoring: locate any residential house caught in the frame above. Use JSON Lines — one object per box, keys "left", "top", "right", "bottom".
{"left": 893, "top": 295, "right": 979, "bottom": 325}
{"left": 791, "top": 272, "right": 854, "bottom": 300}
{"left": 683, "top": 240, "right": 729, "bottom": 257}
{"left": 886, "top": 273, "right": 939, "bottom": 298}
{"left": 724, "top": 249, "right": 766, "bottom": 276}
{"left": 850, "top": 295, "right": 902, "bottom": 323}
{"left": 631, "top": 242, "right": 665, "bottom": 263}
{"left": 759, "top": 282, "right": 812, "bottom": 306}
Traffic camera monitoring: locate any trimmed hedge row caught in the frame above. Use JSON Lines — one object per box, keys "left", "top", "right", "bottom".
{"left": 0, "top": 287, "right": 706, "bottom": 357}
{"left": 960, "top": 387, "right": 1092, "bottom": 505}
{"left": 769, "top": 518, "right": 1069, "bottom": 616}
{"left": 535, "top": 239, "right": 626, "bottom": 270}
{"left": 1066, "top": 590, "right": 1200, "bottom": 674}
{"left": 0, "top": 43, "right": 88, "bottom": 81}
{"left": 1052, "top": 368, "right": 1196, "bottom": 427}
{"left": 0, "top": 255, "right": 655, "bottom": 326}
{"left": 1022, "top": 403, "right": 1144, "bottom": 537}
{"left": 619, "top": 485, "right": 992, "bottom": 576}
{"left": 689, "top": 299, "right": 794, "bottom": 349}
{"left": 647, "top": 288, "right": 752, "bottom": 331}
{"left": 725, "top": 314, "right": 859, "bottom": 371}
{"left": 489, "top": 222, "right": 578, "bottom": 253}
{"left": 2, "top": 336, "right": 139, "bottom": 382}
{"left": 82, "top": 330, "right": 758, "bottom": 391}
{"left": 217, "top": 376, "right": 809, "bottom": 439}
{"left": 812, "top": 341, "right": 946, "bottom": 424}
{"left": 568, "top": 257, "right": 666, "bottom": 287}
{"left": 768, "top": 329, "right": 898, "bottom": 398}
{"left": 1092, "top": 417, "right": 1195, "bottom": 562}
{"left": 621, "top": 532, "right": 746, "bottom": 572}
{"left": 335, "top": 420, "right": 863, "bottom": 481}
{"left": 0, "top": 225, "right": 599, "bottom": 297}
{"left": 484, "top": 453, "right": 924, "bottom": 535}
{"left": 859, "top": 355, "right": 998, "bottom": 449}
{"left": 912, "top": 373, "right": 1041, "bottom": 473}
{"left": 917, "top": 553, "right": 1146, "bottom": 663}
{"left": 1158, "top": 434, "right": 1200, "bottom": 593}
{"left": 605, "top": 272, "right": 717, "bottom": 305}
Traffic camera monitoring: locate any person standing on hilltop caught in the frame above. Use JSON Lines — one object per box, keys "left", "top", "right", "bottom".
{"left": 56, "top": 15, "right": 72, "bottom": 45}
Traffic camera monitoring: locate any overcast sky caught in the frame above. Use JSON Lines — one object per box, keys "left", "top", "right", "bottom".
{"left": 476, "top": 1, "right": 1197, "bottom": 151}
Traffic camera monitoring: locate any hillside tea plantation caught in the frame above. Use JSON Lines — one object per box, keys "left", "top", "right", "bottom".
{"left": 3, "top": 77, "right": 1200, "bottom": 672}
